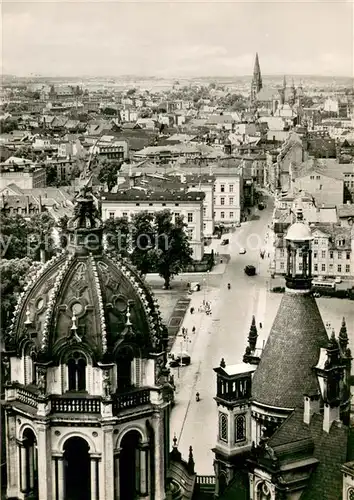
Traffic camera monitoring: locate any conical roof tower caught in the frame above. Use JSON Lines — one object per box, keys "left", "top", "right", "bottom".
{"left": 251, "top": 52, "right": 263, "bottom": 103}
{"left": 251, "top": 208, "right": 329, "bottom": 410}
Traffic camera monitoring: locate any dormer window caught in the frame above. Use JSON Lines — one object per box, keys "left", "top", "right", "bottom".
{"left": 67, "top": 351, "right": 87, "bottom": 391}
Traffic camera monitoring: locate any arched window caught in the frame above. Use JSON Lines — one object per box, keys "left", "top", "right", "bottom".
{"left": 348, "top": 488, "right": 354, "bottom": 500}
{"left": 219, "top": 413, "right": 228, "bottom": 442}
{"left": 116, "top": 347, "right": 134, "bottom": 391}
{"left": 67, "top": 352, "right": 87, "bottom": 391}
{"left": 256, "top": 481, "right": 271, "bottom": 500}
{"left": 235, "top": 415, "right": 246, "bottom": 443}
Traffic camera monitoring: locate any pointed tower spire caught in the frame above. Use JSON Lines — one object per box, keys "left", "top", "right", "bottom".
{"left": 220, "top": 358, "right": 226, "bottom": 368}
{"left": 251, "top": 52, "right": 263, "bottom": 103}
{"left": 248, "top": 315, "right": 258, "bottom": 351}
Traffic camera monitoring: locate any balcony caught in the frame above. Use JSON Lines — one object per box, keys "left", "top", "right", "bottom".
{"left": 112, "top": 388, "right": 150, "bottom": 413}
{"left": 51, "top": 395, "right": 101, "bottom": 414}
{"left": 17, "top": 387, "right": 39, "bottom": 409}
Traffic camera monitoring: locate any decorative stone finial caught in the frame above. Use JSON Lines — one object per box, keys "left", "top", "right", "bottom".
{"left": 248, "top": 315, "right": 258, "bottom": 351}
{"left": 24, "top": 306, "right": 32, "bottom": 325}
{"left": 187, "top": 446, "right": 195, "bottom": 474}
{"left": 339, "top": 317, "right": 348, "bottom": 350}
{"left": 220, "top": 358, "right": 226, "bottom": 368}
{"left": 125, "top": 302, "right": 132, "bottom": 326}
{"left": 71, "top": 311, "right": 78, "bottom": 331}
{"left": 296, "top": 207, "right": 304, "bottom": 222}
{"left": 173, "top": 434, "right": 178, "bottom": 448}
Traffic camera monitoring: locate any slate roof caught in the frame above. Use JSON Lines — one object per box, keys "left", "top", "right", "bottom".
{"left": 102, "top": 188, "right": 205, "bottom": 202}
{"left": 267, "top": 408, "right": 349, "bottom": 500}
{"left": 251, "top": 292, "right": 329, "bottom": 409}
{"left": 218, "top": 469, "right": 249, "bottom": 500}
{"left": 299, "top": 415, "right": 348, "bottom": 500}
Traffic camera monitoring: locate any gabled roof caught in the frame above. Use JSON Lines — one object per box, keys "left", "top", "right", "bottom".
{"left": 251, "top": 292, "right": 329, "bottom": 409}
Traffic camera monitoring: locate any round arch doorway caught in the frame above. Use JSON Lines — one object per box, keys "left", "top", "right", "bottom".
{"left": 63, "top": 437, "right": 90, "bottom": 500}
{"left": 119, "top": 430, "right": 142, "bottom": 499}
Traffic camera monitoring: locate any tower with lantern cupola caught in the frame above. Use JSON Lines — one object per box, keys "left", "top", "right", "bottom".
{"left": 2, "top": 188, "right": 174, "bottom": 500}
{"left": 212, "top": 358, "right": 256, "bottom": 497}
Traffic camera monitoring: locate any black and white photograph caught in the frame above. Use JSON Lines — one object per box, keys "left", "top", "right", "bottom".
{"left": 1, "top": 0, "right": 354, "bottom": 499}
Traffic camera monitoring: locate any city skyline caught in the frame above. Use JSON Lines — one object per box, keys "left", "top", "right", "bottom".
{"left": 2, "top": 0, "right": 353, "bottom": 78}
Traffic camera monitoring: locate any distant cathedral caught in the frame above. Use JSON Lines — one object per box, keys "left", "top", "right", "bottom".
{"left": 250, "top": 53, "right": 304, "bottom": 113}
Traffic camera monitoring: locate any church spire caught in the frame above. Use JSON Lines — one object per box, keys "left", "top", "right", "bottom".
{"left": 251, "top": 52, "right": 262, "bottom": 103}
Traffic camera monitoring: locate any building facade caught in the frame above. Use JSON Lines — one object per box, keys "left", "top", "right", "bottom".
{"left": 213, "top": 173, "right": 242, "bottom": 226}
{"left": 2, "top": 191, "right": 173, "bottom": 500}
{"left": 101, "top": 189, "right": 205, "bottom": 261}
{"left": 0, "top": 167, "right": 46, "bottom": 190}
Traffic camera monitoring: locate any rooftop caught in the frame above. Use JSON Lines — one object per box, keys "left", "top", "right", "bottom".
{"left": 101, "top": 188, "right": 205, "bottom": 203}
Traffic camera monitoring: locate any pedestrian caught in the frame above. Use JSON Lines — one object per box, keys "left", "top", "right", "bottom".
{"left": 192, "top": 326, "right": 196, "bottom": 334}
{"left": 182, "top": 327, "right": 185, "bottom": 335}
{"left": 259, "top": 322, "right": 262, "bottom": 329}
{"left": 190, "top": 307, "right": 194, "bottom": 314}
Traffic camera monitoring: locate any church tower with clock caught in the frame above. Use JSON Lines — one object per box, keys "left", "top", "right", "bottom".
{"left": 2, "top": 190, "right": 174, "bottom": 500}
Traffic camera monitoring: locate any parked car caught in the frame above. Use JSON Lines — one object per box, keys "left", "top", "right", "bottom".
{"left": 239, "top": 247, "right": 246, "bottom": 254}
{"left": 236, "top": 222, "right": 241, "bottom": 228}
{"left": 335, "top": 277, "right": 342, "bottom": 284}
{"left": 169, "top": 353, "right": 191, "bottom": 367}
{"left": 244, "top": 265, "right": 256, "bottom": 276}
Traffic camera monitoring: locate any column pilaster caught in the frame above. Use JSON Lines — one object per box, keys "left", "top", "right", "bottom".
{"left": 19, "top": 443, "right": 27, "bottom": 493}
{"left": 152, "top": 411, "right": 166, "bottom": 500}
{"left": 6, "top": 413, "right": 19, "bottom": 498}
{"left": 139, "top": 442, "right": 149, "bottom": 497}
{"left": 37, "top": 422, "right": 51, "bottom": 500}
{"left": 57, "top": 456, "right": 65, "bottom": 500}
{"left": 102, "top": 424, "right": 114, "bottom": 500}
{"left": 90, "top": 457, "right": 99, "bottom": 500}
{"left": 114, "top": 448, "right": 121, "bottom": 500}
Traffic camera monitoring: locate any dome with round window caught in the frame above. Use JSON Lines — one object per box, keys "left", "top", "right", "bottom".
{"left": 5, "top": 190, "right": 168, "bottom": 364}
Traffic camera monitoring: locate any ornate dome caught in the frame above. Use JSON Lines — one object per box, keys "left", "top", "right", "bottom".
{"left": 5, "top": 191, "right": 167, "bottom": 363}
{"left": 285, "top": 208, "right": 313, "bottom": 242}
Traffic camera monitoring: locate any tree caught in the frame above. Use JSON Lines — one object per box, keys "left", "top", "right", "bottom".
{"left": 102, "top": 107, "right": 117, "bottom": 116}
{"left": 153, "top": 210, "right": 193, "bottom": 289}
{"left": 27, "top": 212, "right": 56, "bottom": 261}
{"left": 103, "top": 216, "right": 130, "bottom": 257}
{"left": 97, "top": 160, "right": 122, "bottom": 192}
{"left": 130, "top": 212, "right": 157, "bottom": 275}
{"left": 46, "top": 164, "right": 58, "bottom": 186}
{"left": 0, "top": 257, "right": 41, "bottom": 334}
{"left": 1, "top": 118, "right": 18, "bottom": 134}
{"left": 0, "top": 213, "right": 29, "bottom": 259}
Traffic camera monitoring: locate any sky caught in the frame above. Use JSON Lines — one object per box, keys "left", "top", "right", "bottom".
{"left": 1, "top": 0, "right": 354, "bottom": 78}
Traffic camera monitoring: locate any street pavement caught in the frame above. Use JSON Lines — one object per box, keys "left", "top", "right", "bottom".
{"left": 169, "top": 201, "right": 276, "bottom": 474}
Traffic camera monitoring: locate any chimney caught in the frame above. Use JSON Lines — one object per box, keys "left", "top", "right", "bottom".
{"left": 303, "top": 393, "right": 320, "bottom": 425}
{"left": 323, "top": 402, "right": 340, "bottom": 433}
{"left": 26, "top": 195, "right": 30, "bottom": 215}
{"left": 38, "top": 195, "right": 42, "bottom": 213}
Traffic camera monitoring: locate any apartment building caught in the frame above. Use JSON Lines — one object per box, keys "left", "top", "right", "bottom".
{"left": 274, "top": 223, "right": 354, "bottom": 280}
{"left": 213, "top": 172, "right": 242, "bottom": 226}
{"left": 101, "top": 189, "right": 205, "bottom": 261}
{"left": 0, "top": 165, "right": 46, "bottom": 190}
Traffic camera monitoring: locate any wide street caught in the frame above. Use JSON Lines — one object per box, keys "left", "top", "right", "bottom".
{"left": 168, "top": 197, "right": 354, "bottom": 474}
{"left": 169, "top": 200, "right": 275, "bottom": 473}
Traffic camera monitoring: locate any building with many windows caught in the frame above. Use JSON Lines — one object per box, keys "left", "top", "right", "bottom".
{"left": 213, "top": 172, "right": 243, "bottom": 226}
{"left": 101, "top": 188, "right": 205, "bottom": 261}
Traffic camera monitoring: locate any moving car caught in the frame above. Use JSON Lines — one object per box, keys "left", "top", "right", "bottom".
{"left": 169, "top": 353, "right": 191, "bottom": 368}
{"left": 244, "top": 265, "right": 256, "bottom": 276}
{"left": 239, "top": 247, "right": 246, "bottom": 254}
{"left": 221, "top": 238, "right": 229, "bottom": 246}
